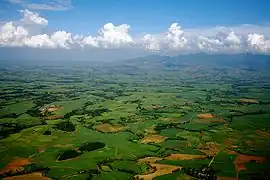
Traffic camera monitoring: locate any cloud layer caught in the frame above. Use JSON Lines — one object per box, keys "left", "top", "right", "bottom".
{"left": 8, "top": 0, "right": 72, "bottom": 11}
{"left": 19, "top": 9, "right": 48, "bottom": 26}
{"left": 82, "top": 23, "right": 134, "bottom": 48}
{"left": 0, "top": 9, "right": 270, "bottom": 54}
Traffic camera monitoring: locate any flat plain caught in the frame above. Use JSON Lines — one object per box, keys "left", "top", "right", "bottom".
{"left": 0, "top": 54, "right": 270, "bottom": 179}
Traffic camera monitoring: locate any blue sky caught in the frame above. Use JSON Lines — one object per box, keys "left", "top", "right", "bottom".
{"left": 67, "top": 0, "right": 270, "bottom": 34}
{"left": 0, "top": 0, "right": 270, "bottom": 58}
{"left": 1, "top": 0, "right": 270, "bottom": 34}
{"left": 44, "top": 0, "right": 270, "bottom": 34}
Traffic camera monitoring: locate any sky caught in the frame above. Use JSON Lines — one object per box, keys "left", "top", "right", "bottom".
{"left": 0, "top": 0, "right": 270, "bottom": 60}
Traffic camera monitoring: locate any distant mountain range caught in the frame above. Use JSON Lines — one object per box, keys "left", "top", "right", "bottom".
{"left": 1, "top": 49, "right": 270, "bottom": 70}
{"left": 114, "top": 53, "right": 270, "bottom": 70}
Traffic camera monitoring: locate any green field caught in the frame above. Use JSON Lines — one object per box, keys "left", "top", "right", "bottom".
{"left": 1, "top": 54, "right": 270, "bottom": 179}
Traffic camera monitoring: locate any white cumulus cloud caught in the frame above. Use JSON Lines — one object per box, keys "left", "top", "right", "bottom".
{"left": 143, "top": 34, "right": 160, "bottom": 51}
{"left": 0, "top": 9, "right": 74, "bottom": 49}
{"left": 0, "top": 9, "right": 270, "bottom": 54}
{"left": 23, "top": 31, "right": 72, "bottom": 49}
{"left": 0, "top": 22, "right": 28, "bottom": 46}
{"left": 248, "top": 34, "right": 270, "bottom": 53}
{"left": 166, "top": 23, "right": 187, "bottom": 49}
{"left": 19, "top": 9, "right": 48, "bottom": 26}
{"left": 50, "top": 31, "right": 73, "bottom": 49}
{"left": 196, "top": 35, "right": 223, "bottom": 51}
{"left": 24, "top": 34, "right": 54, "bottom": 48}
{"left": 100, "top": 23, "right": 133, "bottom": 46}
{"left": 83, "top": 36, "right": 99, "bottom": 47}
{"left": 8, "top": 0, "right": 73, "bottom": 11}
{"left": 225, "top": 31, "right": 241, "bottom": 46}
{"left": 192, "top": 28, "right": 243, "bottom": 52}
{"left": 215, "top": 29, "right": 241, "bottom": 47}
{"left": 83, "top": 23, "right": 134, "bottom": 48}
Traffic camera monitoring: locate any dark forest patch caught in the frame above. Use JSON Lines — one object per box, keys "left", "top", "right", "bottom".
{"left": 55, "top": 121, "right": 76, "bottom": 132}
{"left": 57, "top": 150, "right": 82, "bottom": 161}
{"left": 79, "top": 142, "right": 105, "bottom": 152}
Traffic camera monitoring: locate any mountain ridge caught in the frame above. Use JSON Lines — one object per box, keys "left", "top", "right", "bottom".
{"left": 113, "top": 53, "right": 270, "bottom": 70}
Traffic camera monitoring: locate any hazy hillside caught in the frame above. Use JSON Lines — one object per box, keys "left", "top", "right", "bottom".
{"left": 114, "top": 53, "right": 270, "bottom": 70}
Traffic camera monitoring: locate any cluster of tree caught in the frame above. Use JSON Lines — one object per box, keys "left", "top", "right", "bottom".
{"left": 0, "top": 163, "right": 50, "bottom": 179}
{"left": 1, "top": 113, "right": 19, "bottom": 118}
{"left": 0, "top": 126, "right": 21, "bottom": 139}
{"left": 239, "top": 170, "right": 270, "bottom": 180}
{"left": 91, "top": 92, "right": 115, "bottom": 100}
{"left": 124, "top": 99, "right": 142, "bottom": 104}
{"left": 31, "top": 84, "right": 50, "bottom": 89}
{"left": 136, "top": 103, "right": 145, "bottom": 111}
{"left": 1, "top": 92, "right": 31, "bottom": 101}
{"left": 119, "top": 115, "right": 138, "bottom": 124}
{"left": 33, "top": 93, "right": 59, "bottom": 107}
{"left": 79, "top": 142, "right": 105, "bottom": 152}
{"left": 0, "top": 88, "right": 31, "bottom": 96}
{"left": 43, "top": 129, "right": 51, "bottom": 135}
{"left": 210, "top": 100, "right": 237, "bottom": 105}
{"left": 232, "top": 84, "right": 250, "bottom": 93}
{"left": 57, "top": 149, "right": 82, "bottom": 161}
{"left": 0, "top": 123, "right": 36, "bottom": 139}
{"left": 152, "top": 107, "right": 187, "bottom": 116}
{"left": 84, "top": 101, "right": 94, "bottom": 106}
{"left": 227, "top": 109, "right": 266, "bottom": 122}
{"left": 206, "top": 88, "right": 240, "bottom": 100}
{"left": 183, "top": 165, "right": 216, "bottom": 180}
{"left": 56, "top": 80, "right": 84, "bottom": 84}
{"left": 55, "top": 121, "right": 76, "bottom": 132}
{"left": 103, "top": 88, "right": 128, "bottom": 97}
{"left": 259, "top": 101, "right": 270, "bottom": 105}
{"left": 91, "top": 108, "right": 110, "bottom": 117}
{"left": 175, "top": 95, "right": 183, "bottom": 99}
{"left": 26, "top": 107, "right": 43, "bottom": 117}
{"left": 154, "top": 123, "right": 179, "bottom": 132}
{"left": 76, "top": 116, "right": 87, "bottom": 124}
{"left": 136, "top": 109, "right": 161, "bottom": 120}
{"left": 64, "top": 108, "right": 110, "bottom": 119}
{"left": 59, "top": 88, "right": 89, "bottom": 98}
{"left": 236, "top": 101, "right": 260, "bottom": 105}
{"left": 205, "top": 94, "right": 212, "bottom": 101}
